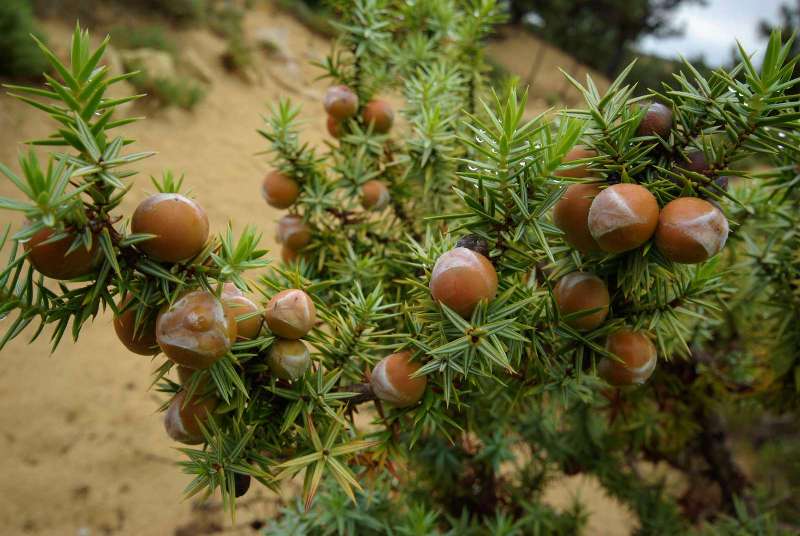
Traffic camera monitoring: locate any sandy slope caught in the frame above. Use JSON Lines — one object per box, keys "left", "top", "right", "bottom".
{"left": 0, "top": 5, "right": 632, "bottom": 535}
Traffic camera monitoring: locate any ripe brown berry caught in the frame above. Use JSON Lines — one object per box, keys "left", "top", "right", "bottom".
{"left": 553, "top": 183, "right": 603, "bottom": 253}
{"left": 553, "top": 272, "right": 610, "bottom": 331}
{"left": 234, "top": 473, "right": 251, "bottom": 498}
{"left": 113, "top": 295, "right": 159, "bottom": 355}
{"left": 679, "top": 150, "right": 709, "bottom": 174}
{"left": 24, "top": 227, "right": 98, "bottom": 280}
{"left": 223, "top": 295, "right": 262, "bottom": 340}
{"left": 281, "top": 246, "right": 302, "bottom": 264}
{"left": 276, "top": 214, "right": 311, "bottom": 250}
{"left": 262, "top": 170, "right": 300, "bottom": 209}
{"left": 264, "top": 289, "right": 316, "bottom": 339}
{"left": 455, "top": 234, "right": 490, "bottom": 258}
{"left": 362, "top": 99, "right": 394, "bottom": 134}
{"left": 655, "top": 197, "right": 729, "bottom": 264}
{"left": 324, "top": 85, "right": 358, "bottom": 120}
{"left": 554, "top": 146, "right": 597, "bottom": 178}
{"left": 370, "top": 351, "right": 427, "bottom": 407}
{"left": 598, "top": 329, "right": 657, "bottom": 386}
{"left": 430, "top": 247, "right": 498, "bottom": 317}
{"left": 164, "top": 390, "right": 217, "bottom": 444}
{"left": 361, "top": 180, "right": 391, "bottom": 210}
{"left": 222, "top": 282, "right": 243, "bottom": 298}
{"left": 267, "top": 339, "right": 310, "bottom": 380}
{"left": 327, "top": 115, "right": 343, "bottom": 139}
{"left": 587, "top": 183, "right": 659, "bottom": 253}
{"left": 156, "top": 290, "right": 237, "bottom": 369}
{"left": 131, "top": 193, "right": 209, "bottom": 263}
{"left": 636, "top": 102, "right": 673, "bottom": 138}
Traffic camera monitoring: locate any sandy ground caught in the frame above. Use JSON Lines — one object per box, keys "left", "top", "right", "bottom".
{"left": 0, "top": 5, "right": 633, "bottom": 535}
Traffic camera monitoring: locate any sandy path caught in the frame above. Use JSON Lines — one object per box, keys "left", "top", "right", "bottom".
{"left": 0, "top": 6, "right": 633, "bottom": 535}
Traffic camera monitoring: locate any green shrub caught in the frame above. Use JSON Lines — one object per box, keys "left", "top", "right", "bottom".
{"left": 139, "top": 0, "right": 206, "bottom": 24}
{"left": 275, "top": 0, "right": 336, "bottom": 37}
{"left": 221, "top": 35, "right": 253, "bottom": 74}
{"left": 207, "top": 1, "right": 244, "bottom": 38}
{"left": 129, "top": 71, "right": 206, "bottom": 110}
{"left": 151, "top": 77, "right": 205, "bottom": 109}
{"left": 110, "top": 25, "right": 177, "bottom": 56}
{"left": 485, "top": 56, "right": 512, "bottom": 88}
{"left": 32, "top": 0, "right": 207, "bottom": 25}
{"left": 207, "top": 3, "right": 254, "bottom": 76}
{"left": 0, "top": 0, "right": 48, "bottom": 79}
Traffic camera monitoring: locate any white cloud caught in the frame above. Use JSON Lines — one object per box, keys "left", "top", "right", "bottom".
{"left": 637, "top": 0, "right": 785, "bottom": 66}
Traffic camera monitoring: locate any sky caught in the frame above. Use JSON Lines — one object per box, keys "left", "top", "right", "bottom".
{"left": 637, "top": 0, "right": 787, "bottom": 66}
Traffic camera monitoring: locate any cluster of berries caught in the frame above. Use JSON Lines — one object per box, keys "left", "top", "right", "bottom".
{"left": 261, "top": 168, "right": 312, "bottom": 263}
{"left": 549, "top": 103, "right": 730, "bottom": 386}
{"left": 420, "top": 103, "right": 730, "bottom": 389}
{"left": 554, "top": 158, "right": 728, "bottom": 262}
{"left": 117, "top": 281, "right": 316, "bottom": 444}
{"left": 25, "top": 189, "right": 322, "bottom": 460}
{"left": 261, "top": 86, "right": 397, "bottom": 263}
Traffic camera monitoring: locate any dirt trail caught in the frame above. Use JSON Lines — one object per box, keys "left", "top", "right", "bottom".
{"left": 0, "top": 5, "right": 630, "bottom": 535}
